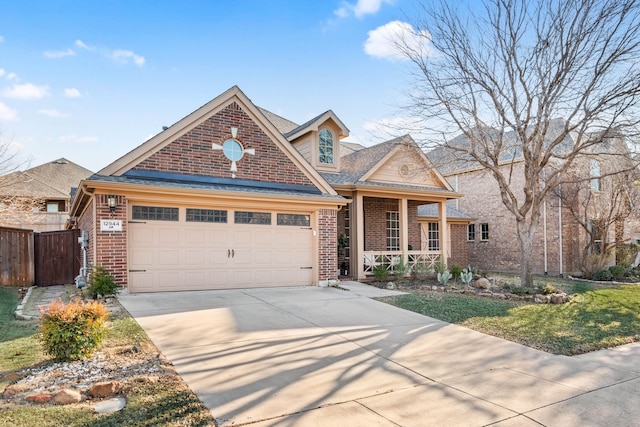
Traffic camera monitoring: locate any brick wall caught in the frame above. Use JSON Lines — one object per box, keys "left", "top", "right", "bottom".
{"left": 93, "top": 194, "right": 128, "bottom": 289}
{"left": 407, "top": 201, "right": 422, "bottom": 250}
{"left": 456, "top": 164, "right": 580, "bottom": 275}
{"left": 318, "top": 209, "right": 337, "bottom": 281}
{"left": 136, "top": 101, "right": 315, "bottom": 186}
{"left": 449, "top": 224, "right": 468, "bottom": 267}
{"left": 77, "top": 199, "right": 95, "bottom": 270}
{"left": 363, "top": 197, "right": 422, "bottom": 251}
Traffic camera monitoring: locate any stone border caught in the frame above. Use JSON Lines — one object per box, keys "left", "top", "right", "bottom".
{"left": 14, "top": 286, "right": 36, "bottom": 321}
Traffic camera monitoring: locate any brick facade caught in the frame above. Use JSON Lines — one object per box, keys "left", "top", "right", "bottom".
{"left": 92, "top": 195, "right": 128, "bottom": 288}
{"left": 449, "top": 224, "right": 468, "bottom": 267}
{"left": 77, "top": 199, "right": 95, "bottom": 270}
{"left": 363, "top": 197, "right": 422, "bottom": 251}
{"left": 136, "top": 102, "right": 315, "bottom": 186}
{"left": 318, "top": 209, "right": 338, "bottom": 282}
{"left": 456, "top": 164, "right": 585, "bottom": 275}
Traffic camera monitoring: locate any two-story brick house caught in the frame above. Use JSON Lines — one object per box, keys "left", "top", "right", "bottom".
{"left": 69, "top": 86, "right": 467, "bottom": 292}
{"left": 428, "top": 122, "right": 640, "bottom": 276}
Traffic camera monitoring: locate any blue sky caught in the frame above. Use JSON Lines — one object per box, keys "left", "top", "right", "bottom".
{"left": 0, "top": 0, "right": 429, "bottom": 172}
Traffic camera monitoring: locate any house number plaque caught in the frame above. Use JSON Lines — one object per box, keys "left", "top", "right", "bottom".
{"left": 100, "top": 219, "right": 123, "bottom": 232}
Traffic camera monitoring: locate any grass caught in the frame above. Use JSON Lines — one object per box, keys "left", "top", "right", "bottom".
{"left": 380, "top": 283, "right": 640, "bottom": 355}
{"left": 0, "top": 286, "right": 216, "bottom": 426}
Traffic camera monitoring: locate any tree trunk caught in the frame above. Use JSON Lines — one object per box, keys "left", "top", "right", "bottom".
{"left": 516, "top": 219, "right": 536, "bottom": 287}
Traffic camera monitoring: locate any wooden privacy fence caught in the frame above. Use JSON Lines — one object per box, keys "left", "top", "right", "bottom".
{"left": 0, "top": 227, "right": 81, "bottom": 286}
{"left": 0, "top": 227, "right": 34, "bottom": 286}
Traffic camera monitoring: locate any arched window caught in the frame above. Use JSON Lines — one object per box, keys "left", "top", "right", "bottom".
{"left": 319, "top": 129, "right": 334, "bottom": 165}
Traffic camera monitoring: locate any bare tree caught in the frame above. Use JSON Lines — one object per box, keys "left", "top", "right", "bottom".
{"left": 396, "top": 0, "right": 640, "bottom": 286}
{"left": 0, "top": 134, "right": 36, "bottom": 228}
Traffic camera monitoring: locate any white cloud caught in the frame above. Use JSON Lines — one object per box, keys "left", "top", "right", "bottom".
{"left": 364, "top": 20, "right": 432, "bottom": 61}
{"left": 2, "top": 83, "right": 51, "bottom": 100}
{"left": 0, "top": 69, "right": 4, "bottom": 78}
{"left": 334, "top": 0, "right": 393, "bottom": 18}
{"left": 75, "top": 39, "right": 91, "bottom": 50}
{"left": 63, "top": 88, "right": 82, "bottom": 98}
{"left": 0, "top": 102, "right": 18, "bottom": 121}
{"left": 39, "top": 109, "right": 69, "bottom": 118}
{"left": 6, "top": 72, "right": 17, "bottom": 81}
{"left": 58, "top": 134, "right": 98, "bottom": 144}
{"left": 44, "top": 48, "right": 75, "bottom": 58}
{"left": 111, "top": 49, "right": 145, "bottom": 66}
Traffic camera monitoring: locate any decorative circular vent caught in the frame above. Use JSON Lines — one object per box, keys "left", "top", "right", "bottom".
{"left": 399, "top": 164, "right": 410, "bottom": 177}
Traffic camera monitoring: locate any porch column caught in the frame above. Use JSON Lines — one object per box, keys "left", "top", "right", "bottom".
{"left": 399, "top": 198, "right": 409, "bottom": 262}
{"left": 354, "top": 193, "right": 365, "bottom": 279}
{"left": 439, "top": 200, "right": 449, "bottom": 264}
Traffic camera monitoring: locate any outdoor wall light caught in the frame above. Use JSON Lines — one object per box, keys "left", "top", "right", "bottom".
{"left": 107, "top": 195, "right": 117, "bottom": 213}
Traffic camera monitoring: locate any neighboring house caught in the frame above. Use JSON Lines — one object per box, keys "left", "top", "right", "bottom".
{"left": 69, "top": 86, "right": 466, "bottom": 293}
{"left": 428, "top": 121, "right": 640, "bottom": 276}
{"left": 0, "top": 158, "right": 93, "bottom": 232}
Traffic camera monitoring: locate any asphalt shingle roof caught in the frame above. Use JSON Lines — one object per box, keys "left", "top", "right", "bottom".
{"left": 0, "top": 158, "right": 93, "bottom": 198}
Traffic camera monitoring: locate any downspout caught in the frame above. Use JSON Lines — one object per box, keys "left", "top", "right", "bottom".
{"left": 558, "top": 184, "right": 564, "bottom": 277}
{"left": 543, "top": 199, "right": 548, "bottom": 275}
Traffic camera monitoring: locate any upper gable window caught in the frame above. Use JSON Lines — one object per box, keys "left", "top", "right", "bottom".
{"left": 319, "top": 129, "right": 334, "bottom": 165}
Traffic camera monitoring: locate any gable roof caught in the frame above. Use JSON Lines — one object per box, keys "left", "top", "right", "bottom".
{"left": 427, "top": 118, "right": 577, "bottom": 176}
{"left": 258, "top": 107, "right": 299, "bottom": 134}
{"left": 0, "top": 158, "right": 93, "bottom": 198}
{"left": 283, "top": 110, "right": 349, "bottom": 141}
{"left": 320, "top": 134, "right": 457, "bottom": 195}
{"left": 97, "top": 85, "right": 337, "bottom": 195}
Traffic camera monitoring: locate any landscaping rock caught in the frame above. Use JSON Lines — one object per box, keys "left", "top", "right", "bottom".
{"left": 53, "top": 388, "right": 82, "bottom": 405}
{"left": 475, "top": 277, "right": 491, "bottom": 289}
{"left": 3, "top": 383, "right": 29, "bottom": 398}
{"left": 535, "top": 294, "right": 550, "bottom": 304}
{"left": 386, "top": 282, "right": 396, "bottom": 290}
{"left": 94, "top": 396, "right": 127, "bottom": 413}
{"left": 550, "top": 293, "right": 568, "bottom": 304}
{"left": 26, "top": 393, "right": 52, "bottom": 403}
{"left": 90, "top": 380, "right": 123, "bottom": 398}
{"left": 2, "top": 372, "right": 21, "bottom": 383}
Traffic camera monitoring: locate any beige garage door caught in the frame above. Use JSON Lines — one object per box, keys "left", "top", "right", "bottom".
{"left": 128, "top": 206, "right": 314, "bottom": 292}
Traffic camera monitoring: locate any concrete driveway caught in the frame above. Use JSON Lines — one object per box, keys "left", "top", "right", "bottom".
{"left": 119, "top": 282, "right": 640, "bottom": 427}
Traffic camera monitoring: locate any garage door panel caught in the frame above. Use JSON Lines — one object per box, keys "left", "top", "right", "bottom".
{"left": 158, "top": 250, "right": 180, "bottom": 265}
{"left": 159, "top": 228, "right": 180, "bottom": 244}
{"left": 129, "top": 211, "right": 314, "bottom": 293}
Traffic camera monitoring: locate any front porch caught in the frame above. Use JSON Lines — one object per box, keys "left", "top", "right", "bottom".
{"left": 338, "top": 194, "right": 452, "bottom": 280}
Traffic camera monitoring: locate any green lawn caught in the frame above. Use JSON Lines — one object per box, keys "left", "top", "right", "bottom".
{"left": 379, "top": 284, "right": 640, "bottom": 355}
{"left": 0, "top": 286, "right": 215, "bottom": 426}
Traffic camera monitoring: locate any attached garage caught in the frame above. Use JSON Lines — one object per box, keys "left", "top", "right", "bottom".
{"left": 69, "top": 86, "right": 346, "bottom": 293}
{"left": 128, "top": 204, "right": 314, "bottom": 292}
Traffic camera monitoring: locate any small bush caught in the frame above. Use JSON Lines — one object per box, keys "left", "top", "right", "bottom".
{"left": 460, "top": 267, "right": 473, "bottom": 285}
{"left": 90, "top": 266, "right": 119, "bottom": 297}
{"left": 592, "top": 268, "right": 613, "bottom": 281}
{"left": 609, "top": 265, "right": 626, "bottom": 280}
{"left": 412, "top": 262, "right": 432, "bottom": 281}
{"left": 393, "top": 258, "right": 410, "bottom": 279}
{"left": 450, "top": 264, "right": 463, "bottom": 280}
{"left": 40, "top": 299, "right": 109, "bottom": 361}
{"left": 434, "top": 260, "right": 448, "bottom": 275}
{"left": 539, "top": 283, "right": 557, "bottom": 295}
{"left": 372, "top": 263, "right": 389, "bottom": 281}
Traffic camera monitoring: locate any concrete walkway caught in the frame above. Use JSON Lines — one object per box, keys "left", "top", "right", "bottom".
{"left": 119, "top": 282, "right": 640, "bottom": 427}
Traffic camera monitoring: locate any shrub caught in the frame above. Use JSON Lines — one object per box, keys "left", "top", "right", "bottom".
{"left": 434, "top": 260, "right": 448, "bottom": 275}
{"left": 90, "top": 266, "right": 119, "bottom": 297}
{"left": 393, "top": 258, "right": 410, "bottom": 279}
{"left": 450, "top": 264, "right": 463, "bottom": 280}
{"left": 592, "top": 268, "right": 613, "bottom": 281}
{"left": 372, "top": 263, "right": 389, "bottom": 281}
{"left": 40, "top": 299, "right": 109, "bottom": 361}
{"left": 539, "top": 283, "right": 557, "bottom": 295}
{"left": 412, "top": 262, "right": 432, "bottom": 281}
{"left": 609, "top": 265, "right": 626, "bottom": 280}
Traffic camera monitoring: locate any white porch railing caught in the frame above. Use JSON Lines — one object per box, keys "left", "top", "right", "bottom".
{"left": 363, "top": 250, "right": 442, "bottom": 275}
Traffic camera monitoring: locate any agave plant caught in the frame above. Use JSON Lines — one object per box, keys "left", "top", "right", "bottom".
{"left": 460, "top": 269, "right": 473, "bottom": 285}
{"left": 437, "top": 270, "right": 452, "bottom": 286}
